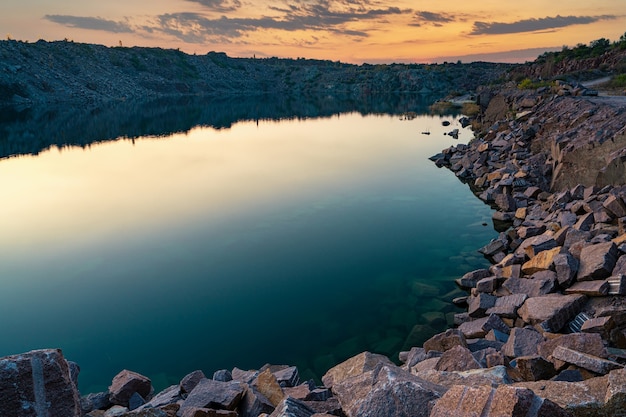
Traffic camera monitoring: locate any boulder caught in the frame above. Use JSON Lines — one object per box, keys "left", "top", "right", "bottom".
{"left": 423, "top": 329, "right": 467, "bottom": 353}
{"left": 518, "top": 294, "right": 587, "bottom": 332}
{"left": 552, "top": 347, "right": 623, "bottom": 375}
{"left": 581, "top": 316, "right": 615, "bottom": 339}
{"left": 272, "top": 366, "right": 300, "bottom": 388}
{"left": 503, "top": 276, "right": 556, "bottom": 298}
{"left": 553, "top": 253, "right": 579, "bottom": 287}
{"left": 486, "top": 293, "right": 528, "bottom": 318}
{"left": 578, "top": 242, "right": 619, "bottom": 281}
{"left": 564, "top": 280, "right": 609, "bottom": 296}
{"left": 0, "top": 349, "right": 81, "bottom": 417}
{"left": 238, "top": 385, "right": 274, "bottom": 417}
{"left": 332, "top": 364, "right": 446, "bottom": 417}
{"left": 182, "top": 370, "right": 207, "bottom": 393}
{"left": 502, "top": 327, "right": 544, "bottom": 358}
{"left": 457, "top": 269, "right": 492, "bottom": 289}
{"left": 415, "top": 366, "right": 512, "bottom": 388}
{"left": 269, "top": 397, "right": 315, "bottom": 417}
{"left": 180, "top": 379, "right": 244, "bottom": 411}
{"left": 321, "top": 352, "right": 393, "bottom": 388}
{"left": 521, "top": 247, "right": 561, "bottom": 275}
{"left": 109, "top": 370, "right": 152, "bottom": 407}
{"left": 468, "top": 293, "right": 497, "bottom": 318}
{"left": 212, "top": 370, "right": 233, "bottom": 382}
{"left": 435, "top": 346, "right": 482, "bottom": 372}
{"left": 136, "top": 385, "right": 181, "bottom": 410}
{"left": 538, "top": 333, "right": 607, "bottom": 370}
{"left": 430, "top": 385, "right": 572, "bottom": 417}
{"left": 458, "top": 316, "right": 490, "bottom": 339}
{"left": 603, "top": 194, "right": 626, "bottom": 218}
{"left": 254, "top": 369, "right": 285, "bottom": 407}
{"left": 516, "top": 356, "right": 557, "bottom": 381}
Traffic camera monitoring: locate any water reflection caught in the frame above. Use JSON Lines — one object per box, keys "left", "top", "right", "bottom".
{"left": 0, "top": 93, "right": 443, "bottom": 160}
{"left": 0, "top": 98, "right": 492, "bottom": 394}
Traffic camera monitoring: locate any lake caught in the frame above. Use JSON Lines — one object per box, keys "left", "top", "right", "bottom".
{"left": 0, "top": 97, "right": 495, "bottom": 393}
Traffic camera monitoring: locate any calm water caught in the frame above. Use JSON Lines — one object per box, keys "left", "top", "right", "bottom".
{"left": 0, "top": 107, "right": 495, "bottom": 392}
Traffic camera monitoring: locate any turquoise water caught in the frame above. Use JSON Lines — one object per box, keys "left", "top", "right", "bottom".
{"left": 0, "top": 110, "right": 495, "bottom": 392}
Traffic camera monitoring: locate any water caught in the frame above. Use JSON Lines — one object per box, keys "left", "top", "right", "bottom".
{"left": 0, "top": 100, "right": 495, "bottom": 393}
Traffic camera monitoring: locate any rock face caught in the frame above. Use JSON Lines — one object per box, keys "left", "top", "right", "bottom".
{"left": 332, "top": 364, "right": 446, "bottom": 417}
{"left": 0, "top": 349, "right": 81, "bottom": 417}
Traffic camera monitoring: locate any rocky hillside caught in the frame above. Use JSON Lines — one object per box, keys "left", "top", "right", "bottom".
{"left": 0, "top": 39, "right": 513, "bottom": 105}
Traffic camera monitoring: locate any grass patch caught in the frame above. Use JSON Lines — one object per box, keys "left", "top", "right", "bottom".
{"left": 461, "top": 102, "right": 480, "bottom": 117}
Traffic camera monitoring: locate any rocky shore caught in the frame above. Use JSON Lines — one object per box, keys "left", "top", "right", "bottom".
{"left": 2, "top": 41, "right": 626, "bottom": 417}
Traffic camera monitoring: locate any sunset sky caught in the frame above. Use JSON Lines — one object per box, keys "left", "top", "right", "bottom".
{"left": 1, "top": 0, "right": 625, "bottom": 64}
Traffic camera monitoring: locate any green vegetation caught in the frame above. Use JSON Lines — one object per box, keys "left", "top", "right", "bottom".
{"left": 608, "top": 74, "right": 626, "bottom": 89}
{"left": 537, "top": 33, "right": 626, "bottom": 64}
{"left": 461, "top": 102, "right": 480, "bottom": 117}
{"left": 517, "top": 78, "right": 551, "bottom": 90}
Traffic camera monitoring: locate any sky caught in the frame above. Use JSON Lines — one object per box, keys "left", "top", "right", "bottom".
{"left": 1, "top": 0, "right": 625, "bottom": 64}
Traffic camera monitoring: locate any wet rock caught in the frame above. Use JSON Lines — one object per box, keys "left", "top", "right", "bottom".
{"left": 0, "top": 348, "right": 82, "bottom": 417}
{"left": 578, "top": 242, "right": 619, "bottom": 281}
{"left": 518, "top": 294, "right": 586, "bottom": 332}
{"left": 430, "top": 385, "right": 572, "bottom": 417}
{"left": 109, "top": 370, "right": 152, "bottom": 407}
{"left": 180, "top": 379, "right": 244, "bottom": 412}
{"left": 321, "top": 352, "right": 393, "bottom": 389}
{"left": 423, "top": 329, "right": 467, "bottom": 353}
{"left": 332, "top": 364, "right": 446, "bottom": 417}
{"left": 435, "top": 345, "right": 482, "bottom": 372}
{"left": 552, "top": 347, "right": 623, "bottom": 374}
{"left": 502, "top": 327, "right": 544, "bottom": 358}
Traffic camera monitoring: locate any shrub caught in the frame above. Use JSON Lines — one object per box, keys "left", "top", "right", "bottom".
{"left": 461, "top": 102, "right": 480, "bottom": 117}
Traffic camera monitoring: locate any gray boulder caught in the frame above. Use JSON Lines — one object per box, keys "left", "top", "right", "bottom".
{"left": 332, "top": 364, "right": 446, "bottom": 417}
{"left": 180, "top": 379, "right": 244, "bottom": 411}
{"left": 502, "top": 327, "right": 544, "bottom": 358}
{"left": 0, "top": 349, "right": 81, "bottom": 417}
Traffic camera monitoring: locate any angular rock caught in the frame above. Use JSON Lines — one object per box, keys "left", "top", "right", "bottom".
{"left": 238, "top": 385, "right": 274, "bottom": 417}
{"left": 476, "top": 276, "right": 500, "bottom": 293}
{"left": 468, "top": 293, "right": 497, "bottom": 318}
{"left": 565, "top": 280, "right": 609, "bottom": 296}
{"left": 502, "top": 276, "right": 555, "bottom": 298}
{"left": 415, "top": 366, "right": 512, "bottom": 388}
{"left": 516, "top": 356, "right": 557, "bottom": 381}
{"left": 456, "top": 268, "right": 492, "bottom": 289}
{"left": 231, "top": 368, "right": 258, "bottom": 384}
{"left": 332, "top": 365, "right": 446, "bottom": 417}
{"left": 603, "top": 194, "right": 626, "bottom": 218}
{"left": 212, "top": 370, "right": 233, "bottom": 382}
{"left": 137, "top": 385, "right": 181, "bottom": 410}
{"left": 578, "top": 242, "right": 619, "bottom": 281}
{"left": 109, "top": 370, "right": 152, "bottom": 407}
{"left": 581, "top": 316, "right": 615, "bottom": 339}
{"left": 552, "top": 346, "right": 623, "bottom": 374}
{"left": 435, "top": 346, "right": 482, "bottom": 372}
{"left": 423, "top": 329, "right": 467, "bottom": 353}
{"left": 302, "top": 398, "right": 342, "bottom": 415}
{"left": 605, "top": 368, "right": 626, "bottom": 414}
{"left": 181, "top": 379, "right": 244, "bottom": 411}
{"left": 496, "top": 193, "right": 517, "bottom": 212}
{"left": 0, "top": 348, "right": 82, "bottom": 417}
{"left": 520, "top": 235, "right": 557, "bottom": 259}
{"left": 272, "top": 366, "right": 300, "bottom": 388}
{"left": 430, "top": 385, "right": 572, "bottom": 417}
{"left": 518, "top": 294, "right": 587, "bottom": 332}
{"left": 482, "top": 313, "right": 511, "bottom": 335}
{"left": 574, "top": 212, "right": 595, "bottom": 231}
{"left": 522, "top": 247, "right": 561, "bottom": 275}
{"left": 607, "top": 275, "right": 626, "bottom": 295}
{"left": 514, "top": 377, "right": 608, "bottom": 415}
{"left": 321, "top": 352, "right": 393, "bottom": 388}
{"left": 179, "top": 408, "right": 237, "bottom": 417}
{"left": 554, "top": 252, "right": 579, "bottom": 287}
{"left": 538, "top": 333, "right": 607, "bottom": 370}
{"left": 502, "top": 327, "right": 544, "bottom": 358}
{"left": 269, "top": 397, "right": 314, "bottom": 417}
{"left": 254, "top": 369, "right": 285, "bottom": 407}
{"left": 458, "top": 316, "right": 490, "bottom": 339}
{"left": 400, "top": 347, "right": 427, "bottom": 368}
{"left": 486, "top": 293, "right": 528, "bottom": 318}
{"left": 182, "top": 370, "right": 207, "bottom": 394}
